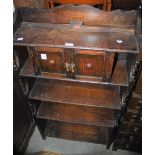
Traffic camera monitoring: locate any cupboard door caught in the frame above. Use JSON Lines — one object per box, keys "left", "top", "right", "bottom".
{"left": 75, "top": 50, "right": 105, "bottom": 77}
{"left": 37, "top": 47, "right": 64, "bottom": 73}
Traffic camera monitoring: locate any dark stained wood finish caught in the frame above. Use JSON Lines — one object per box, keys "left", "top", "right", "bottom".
{"left": 36, "top": 47, "right": 64, "bottom": 73}
{"left": 47, "top": 0, "right": 104, "bottom": 5}
{"left": 46, "top": 120, "right": 108, "bottom": 144}
{"left": 116, "top": 132, "right": 142, "bottom": 143}
{"left": 113, "top": 62, "right": 142, "bottom": 153}
{"left": 134, "top": 72, "right": 142, "bottom": 94}
{"left": 14, "top": 81, "right": 34, "bottom": 153}
{"left": 20, "top": 57, "right": 128, "bottom": 86}
{"left": 37, "top": 102, "right": 115, "bottom": 127}
{"left": 102, "top": 52, "right": 115, "bottom": 82}
{"left": 64, "top": 48, "right": 75, "bottom": 78}
{"left": 13, "top": 46, "right": 29, "bottom": 70}
{"left": 14, "top": 0, "right": 35, "bottom": 8}
{"left": 45, "top": 0, "right": 109, "bottom": 11}
{"left": 14, "top": 0, "right": 44, "bottom": 9}
{"left": 14, "top": 22, "right": 138, "bottom": 53}
{"left": 13, "top": 8, "right": 23, "bottom": 34}
{"left": 20, "top": 6, "right": 137, "bottom": 28}
{"left": 119, "top": 121, "right": 141, "bottom": 133}
{"left": 111, "top": 60, "right": 128, "bottom": 85}
{"left": 29, "top": 79, "right": 120, "bottom": 109}
{"left": 128, "top": 93, "right": 141, "bottom": 110}
{"left": 13, "top": 7, "right": 141, "bottom": 148}
{"left": 112, "top": 0, "right": 141, "bottom": 10}
{"left": 123, "top": 109, "right": 142, "bottom": 123}
{"left": 75, "top": 50, "right": 105, "bottom": 77}
{"left": 32, "top": 47, "right": 115, "bottom": 82}
{"left": 13, "top": 62, "right": 35, "bottom": 153}
{"left": 28, "top": 47, "right": 41, "bottom": 75}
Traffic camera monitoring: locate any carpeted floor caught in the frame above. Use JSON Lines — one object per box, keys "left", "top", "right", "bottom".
{"left": 26, "top": 127, "right": 141, "bottom": 155}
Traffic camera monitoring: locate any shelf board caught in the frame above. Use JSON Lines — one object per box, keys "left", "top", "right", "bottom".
{"left": 46, "top": 120, "right": 108, "bottom": 144}
{"left": 20, "top": 57, "right": 128, "bottom": 86}
{"left": 29, "top": 78, "right": 120, "bottom": 109}
{"left": 47, "top": 129, "right": 107, "bottom": 144}
{"left": 37, "top": 102, "right": 115, "bottom": 127}
{"left": 14, "top": 22, "right": 138, "bottom": 53}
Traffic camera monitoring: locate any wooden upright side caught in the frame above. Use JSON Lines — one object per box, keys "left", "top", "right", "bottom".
{"left": 102, "top": 53, "right": 115, "bottom": 82}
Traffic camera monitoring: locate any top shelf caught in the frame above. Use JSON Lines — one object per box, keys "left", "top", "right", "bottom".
{"left": 14, "top": 21, "right": 137, "bottom": 53}
{"left": 14, "top": 6, "right": 140, "bottom": 53}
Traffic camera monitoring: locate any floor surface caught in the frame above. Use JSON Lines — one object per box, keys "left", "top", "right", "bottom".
{"left": 26, "top": 127, "right": 141, "bottom": 155}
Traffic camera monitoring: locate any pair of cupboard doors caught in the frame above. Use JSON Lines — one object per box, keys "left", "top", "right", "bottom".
{"left": 32, "top": 47, "right": 115, "bottom": 82}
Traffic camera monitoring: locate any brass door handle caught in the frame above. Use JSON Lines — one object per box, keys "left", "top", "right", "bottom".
{"left": 64, "top": 63, "right": 75, "bottom": 73}
{"left": 70, "top": 63, "right": 75, "bottom": 73}
{"left": 64, "top": 63, "right": 70, "bottom": 72}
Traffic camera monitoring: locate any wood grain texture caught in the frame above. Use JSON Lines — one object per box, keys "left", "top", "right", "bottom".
{"left": 46, "top": 120, "right": 108, "bottom": 144}
{"left": 20, "top": 6, "right": 137, "bottom": 28}
{"left": 134, "top": 71, "right": 142, "bottom": 94}
{"left": 119, "top": 121, "right": 141, "bottom": 133}
{"left": 102, "top": 52, "right": 115, "bottom": 82}
{"left": 29, "top": 79, "right": 120, "bottom": 109}
{"left": 14, "top": 0, "right": 43, "bottom": 8}
{"left": 37, "top": 102, "right": 115, "bottom": 127}
{"left": 13, "top": 6, "right": 140, "bottom": 148}
{"left": 44, "top": 0, "right": 112, "bottom": 11}
{"left": 50, "top": 0, "right": 104, "bottom": 5}
{"left": 32, "top": 47, "right": 117, "bottom": 82}
{"left": 112, "top": 0, "right": 141, "bottom": 10}
{"left": 14, "top": 0, "right": 34, "bottom": 8}
{"left": 20, "top": 57, "right": 128, "bottom": 86}
{"left": 37, "top": 48, "right": 64, "bottom": 73}
{"left": 128, "top": 93, "right": 141, "bottom": 110}
{"left": 123, "top": 109, "right": 142, "bottom": 123}
{"left": 13, "top": 22, "right": 137, "bottom": 53}
{"left": 75, "top": 50, "right": 105, "bottom": 77}
{"left": 111, "top": 60, "right": 128, "bottom": 86}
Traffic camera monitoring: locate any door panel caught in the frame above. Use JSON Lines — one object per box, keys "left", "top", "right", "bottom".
{"left": 37, "top": 47, "right": 64, "bottom": 73}
{"left": 75, "top": 50, "right": 105, "bottom": 77}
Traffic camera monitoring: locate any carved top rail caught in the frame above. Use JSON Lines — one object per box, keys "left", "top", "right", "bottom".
{"left": 18, "top": 5, "right": 138, "bottom": 28}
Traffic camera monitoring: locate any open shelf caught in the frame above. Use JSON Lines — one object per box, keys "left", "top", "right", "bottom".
{"left": 20, "top": 57, "right": 128, "bottom": 86}
{"left": 36, "top": 119, "right": 109, "bottom": 144}
{"left": 29, "top": 78, "right": 120, "bottom": 109}
{"left": 37, "top": 102, "right": 115, "bottom": 127}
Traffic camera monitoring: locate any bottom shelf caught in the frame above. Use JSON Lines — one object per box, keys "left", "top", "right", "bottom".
{"left": 47, "top": 120, "right": 108, "bottom": 144}
{"left": 37, "top": 101, "right": 115, "bottom": 127}
{"left": 35, "top": 118, "right": 113, "bottom": 145}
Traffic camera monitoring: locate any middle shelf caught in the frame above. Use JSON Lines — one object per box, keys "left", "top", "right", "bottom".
{"left": 37, "top": 102, "right": 115, "bottom": 127}
{"left": 20, "top": 57, "right": 128, "bottom": 86}
{"left": 29, "top": 78, "right": 121, "bottom": 109}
